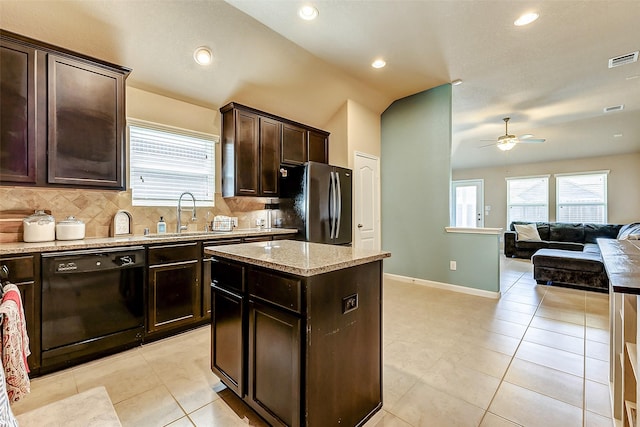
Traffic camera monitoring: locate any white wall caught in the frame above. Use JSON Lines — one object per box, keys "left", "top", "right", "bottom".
{"left": 453, "top": 152, "right": 640, "bottom": 227}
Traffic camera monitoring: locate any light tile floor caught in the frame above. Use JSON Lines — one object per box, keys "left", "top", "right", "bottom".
{"left": 12, "top": 256, "right": 612, "bottom": 427}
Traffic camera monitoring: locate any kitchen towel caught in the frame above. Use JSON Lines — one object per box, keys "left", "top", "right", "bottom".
{"left": 0, "top": 283, "right": 31, "bottom": 403}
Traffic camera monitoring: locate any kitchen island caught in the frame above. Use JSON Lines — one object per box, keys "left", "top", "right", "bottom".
{"left": 204, "top": 240, "right": 390, "bottom": 427}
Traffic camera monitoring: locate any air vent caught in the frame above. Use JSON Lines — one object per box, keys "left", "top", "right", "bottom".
{"left": 604, "top": 104, "right": 624, "bottom": 113}
{"left": 608, "top": 51, "right": 638, "bottom": 68}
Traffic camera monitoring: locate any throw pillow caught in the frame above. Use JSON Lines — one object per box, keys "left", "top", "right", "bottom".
{"left": 618, "top": 223, "right": 640, "bottom": 240}
{"left": 514, "top": 223, "right": 542, "bottom": 241}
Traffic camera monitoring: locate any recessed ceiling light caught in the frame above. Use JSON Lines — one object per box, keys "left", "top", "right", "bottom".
{"left": 298, "top": 5, "right": 318, "bottom": 20}
{"left": 514, "top": 12, "right": 539, "bottom": 26}
{"left": 451, "top": 79, "right": 463, "bottom": 86}
{"left": 371, "top": 59, "right": 386, "bottom": 69}
{"left": 193, "top": 46, "right": 213, "bottom": 65}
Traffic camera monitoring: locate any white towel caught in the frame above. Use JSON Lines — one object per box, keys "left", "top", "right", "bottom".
{"left": 0, "top": 283, "right": 31, "bottom": 403}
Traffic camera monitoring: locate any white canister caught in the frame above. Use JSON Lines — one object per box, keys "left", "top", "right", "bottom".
{"left": 23, "top": 210, "right": 56, "bottom": 243}
{"left": 56, "top": 216, "right": 86, "bottom": 240}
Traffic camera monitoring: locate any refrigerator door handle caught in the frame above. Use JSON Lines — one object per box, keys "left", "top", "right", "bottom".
{"left": 330, "top": 170, "right": 337, "bottom": 239}
{"left": 335, "top": 171, "right": 342, "bottom": 240}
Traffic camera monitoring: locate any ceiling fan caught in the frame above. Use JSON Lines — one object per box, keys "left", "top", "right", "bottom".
{"left": 481, "top": 117, "right": 546, "bottom": 151}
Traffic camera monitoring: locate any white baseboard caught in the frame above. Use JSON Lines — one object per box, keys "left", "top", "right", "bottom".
{"left": 384, "top": 273, "right": 501, "bottom": 299}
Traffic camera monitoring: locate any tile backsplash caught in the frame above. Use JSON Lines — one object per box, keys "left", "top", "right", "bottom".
{"left": 0, "top": 186, "right": 278, "bottom": 239}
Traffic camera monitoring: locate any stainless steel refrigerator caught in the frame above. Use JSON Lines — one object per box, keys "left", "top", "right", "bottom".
{"left": 279, "top": 161, "right": 352, "bottom": 245}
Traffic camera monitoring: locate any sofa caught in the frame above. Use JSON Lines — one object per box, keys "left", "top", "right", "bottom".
{"left": 504, "top": 221, "right": 630, "bottom": 292}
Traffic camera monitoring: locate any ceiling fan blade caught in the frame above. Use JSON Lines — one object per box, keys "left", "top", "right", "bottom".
{"left": 479, "top": 139, "right": 496, "bottom": 142}
{"left": 518, "top": 138, "right": 546, "bottom": 143}
{"left": 479, "top": 143, "right": 496, "bottom": 148}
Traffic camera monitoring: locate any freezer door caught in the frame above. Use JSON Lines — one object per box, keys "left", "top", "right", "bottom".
{"left": 333, "top": 166, "right": 352, "bottom": 244}
{"left": 305, "top": 162, "right": 333, "bottom": 243}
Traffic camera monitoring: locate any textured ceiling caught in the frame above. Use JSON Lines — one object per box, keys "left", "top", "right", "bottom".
{"left": 1, "top": 0, "right": 639, "bottom": 170}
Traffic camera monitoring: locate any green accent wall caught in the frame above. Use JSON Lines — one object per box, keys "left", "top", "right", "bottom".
{"left": 381, "top": 85, "right": 499, "bottom": 292}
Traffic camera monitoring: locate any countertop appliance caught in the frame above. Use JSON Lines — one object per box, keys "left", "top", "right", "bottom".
{"left": 280, "top": 161, "right": 352, "bottom": 245}
{"left": 41, "top": 247, "right": 145, "bottom": 372}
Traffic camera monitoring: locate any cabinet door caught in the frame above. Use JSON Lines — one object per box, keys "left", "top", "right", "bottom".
{"left": 148, "top": 260, "right": 199, "bottom": 333}
{"left": 259, "top": 117, "right": 281, "bottom": 196}
{"left": 0, "top": 255, "right": 41, "bottom": 372}
{"left": 307, "top": 130, "right": 328, "bottom": 164}
{"left": 47, "top": 54, "right": 125, "bottom": 188}
{"left": 248, "top": 300, "right": 301, "bottom": 427}
{"left": 234, "top": 109, "right": 260, "bottom": 196}
{"left": 202, "top": 239, "right": 243, "bottom": 319}
{"left": 211, "top": 287, "right": 245, "bottom": 396}
{"left": 281, "top": 123, "right": 306, "bottom": 166}
{"left": 0, "top": 40, "right": 37, "bottom": 183}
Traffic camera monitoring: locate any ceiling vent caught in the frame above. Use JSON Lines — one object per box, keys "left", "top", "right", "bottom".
{"left": 608, "top": 51, "right": 639, "bottom": 68}
{"left": 604, "top": 104, "right": 624, "bottom": 113}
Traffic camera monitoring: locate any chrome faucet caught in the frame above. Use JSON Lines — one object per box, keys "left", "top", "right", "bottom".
{"left": 177, "top": 192, "right": 197, "bottom": 233}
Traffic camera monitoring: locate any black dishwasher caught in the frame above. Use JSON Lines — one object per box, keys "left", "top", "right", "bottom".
{"left": 41, "top": 246, "right": 145, "bottom": 372}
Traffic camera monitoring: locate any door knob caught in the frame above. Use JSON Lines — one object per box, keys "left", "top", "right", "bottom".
{"left": 357, "top": 224, "right": 363, "bottom": 228}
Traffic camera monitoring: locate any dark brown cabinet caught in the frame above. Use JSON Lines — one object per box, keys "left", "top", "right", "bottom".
{"left": 220, "top": 102, "right": 329, "bottom": 197}
{"left": 201, "top": 238, "right": 242, "bottom": 319}
{"left": 47, "top": 54, "right": 126, "bottom": 188}
{"left": 208, "top": 257, "right": 382, "bottom": 427}
{"left": 0, "top": 30, "right": 130, "bottom": 189}
{"left": 0, "top": 254, "right": 41, "bottom": 373}
{"left": 147, "top": 243, "right": 200, "bottom": 335}
{"left": 281, "top": 123, "right": 307, "bottom": 166}
{"left": 0, "top": 39, "right": 37, "bottom": 183}
{"left": 307, "top": 130, "right": 328, "bottom": 164}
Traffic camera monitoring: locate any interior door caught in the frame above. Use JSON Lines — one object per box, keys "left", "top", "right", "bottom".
{"left": 354, "top": 152, "right": 380, "bottom": 250}
{"left": 451, "top": 179, "right": 484, "bottom": 228}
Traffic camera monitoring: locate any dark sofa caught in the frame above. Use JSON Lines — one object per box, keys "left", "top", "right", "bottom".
{"left": 505, "top": 221, "right": 624, "bottom": 292}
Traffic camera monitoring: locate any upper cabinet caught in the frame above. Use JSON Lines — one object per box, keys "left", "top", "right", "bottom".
{"left": 0, "top": 30, "right": 130, "bottom": 189}
{"left": 220, "top": 102, "right": 329, "bottom": 197}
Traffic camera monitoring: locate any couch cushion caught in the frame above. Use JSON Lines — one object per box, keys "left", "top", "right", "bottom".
{"left": 584, "top": 223, "right": 622, "bottom": 243}
{"left": 511, "top": 221, "right": 550, "bottom": 241}
{"left": 549, "top": 241, "right": 584, "bottom": 251}
{"left": 583, "top": 243, "right": 601, "bottom": 254}
{"left": 550, "top": 223, "right": 584, "bottom": 243}
{"left": 532, "top": 248, "right": 604, "bottom": 273}
{"left": 514, "top": 223, "right": 542, "bottom": 241}
{"left": 516, "top": 240, "right": 549, "bottom": 251}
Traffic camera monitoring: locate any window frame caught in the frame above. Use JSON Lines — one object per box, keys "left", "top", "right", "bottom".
{"left": 555, "top": 171, "right": 609, "bottom": 224}
{"left": 128, "top": 118, "right": 218, "bottom": 207}
{"left": 505, "top": 175, "right": 550, "bottom": 226}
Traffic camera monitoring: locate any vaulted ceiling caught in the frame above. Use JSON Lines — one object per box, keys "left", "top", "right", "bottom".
{"left": 2, "top": 0, "right": 639, "bottom": 170}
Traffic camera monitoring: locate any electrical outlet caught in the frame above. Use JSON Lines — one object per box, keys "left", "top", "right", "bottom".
{"left": 450, "top": 260, "right": 457, "bottom": 271}
{"left": 342, "top": 294, "right": 358, "bottom": 314}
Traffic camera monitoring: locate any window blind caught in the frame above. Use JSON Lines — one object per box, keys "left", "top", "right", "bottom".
{"left": 129, "top": 121, "right": 216, "bottom": 207}
{"left": 556, "top": 172, "right": 608, "bottom": 223}
{"left": 506, "top": 176, "right": 549, "bottom": 225}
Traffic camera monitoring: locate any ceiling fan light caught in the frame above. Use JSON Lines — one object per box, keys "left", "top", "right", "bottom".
{"left": 514, "top": 12, "right": 539, "bottom": 26}
{"left": 497, "top": 140, "right": 516, "bottom": 151}
{"left": 298, "top": 5, "right": 318, "bottom": 20}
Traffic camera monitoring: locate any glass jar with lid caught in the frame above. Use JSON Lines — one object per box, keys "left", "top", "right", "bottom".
{"left": 23, "top": 210, "right": 56, "bottom": 242}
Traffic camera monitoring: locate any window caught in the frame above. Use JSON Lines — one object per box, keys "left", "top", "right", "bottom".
{"left": 556, "top": 171, "right": 608, "bottom": 223}
{"left": 129, "top": 119, "right": 217, "bottom": 207}
{"left": 506, "top": 175, "right": 549, "bottom": 225}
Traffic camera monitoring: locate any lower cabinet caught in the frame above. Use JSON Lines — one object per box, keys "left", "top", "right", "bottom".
{"left": 248, "top": 300, "right": 301, "bottom": 427}
{"left": 202, "top": 238, "right": 243, "bottom": 319}
{"left": 147, "top": 243, "right": 200, "bottom": 335}
{"left": 208, "top": 257, "right": 382, "bottom": 427}
{"left": 0, "top": 254, "right": 41, "bottom": 373}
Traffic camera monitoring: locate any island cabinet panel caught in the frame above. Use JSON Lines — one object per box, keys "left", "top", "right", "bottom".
{"left": 47, "top": 54, "right": 125, "bottom": 188}
{"left": 248, "top": 300, "right": 301, "bottom": 427}
{"left": 207, "top": 255, "right": 383, "bottom": 427}
{"left": 0, "top": 39, "right": 37, "bottom": 183}
{"left": 147, "top": 243, "right": 200, "bottom": 336}
{"left": 0, "top": 254, "right": 41, "bottom": 373}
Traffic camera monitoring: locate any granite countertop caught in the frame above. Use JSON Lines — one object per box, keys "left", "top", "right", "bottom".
{"left": 0, "top": 228, "right": 298, "bottom": 256}
{"left": 599, "top": 238, "right": 640, "bottom": 294}
{"left": 204, "top": 240, "right": 391, "bottom": 277}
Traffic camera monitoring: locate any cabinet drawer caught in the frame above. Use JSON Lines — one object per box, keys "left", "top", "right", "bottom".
{"left": 0, "top": 255, "right": 35, "bottom": 283}
{"left": 149, "top": 243, "right": 199, "bottom": 265}
{"left": 211, "top": 258, "right": 245, "bottom": 293}
{"left": 249, "top": 269, "right": 301, "bottom": 314}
